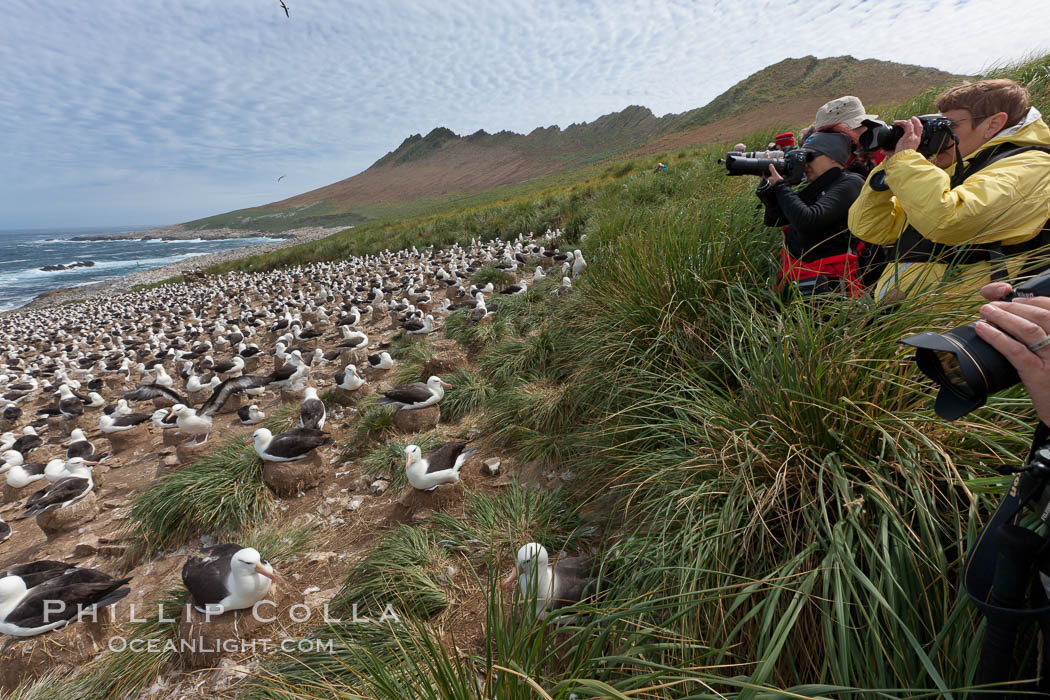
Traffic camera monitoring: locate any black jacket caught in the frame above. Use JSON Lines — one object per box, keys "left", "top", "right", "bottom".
{"left": 758, "top": 167, "right": 864, "bottom": 262}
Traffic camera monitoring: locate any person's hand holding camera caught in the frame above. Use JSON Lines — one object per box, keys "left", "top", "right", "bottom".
{"left": 890, "top": 116, "right": 924, "bottom": 156}
{"left": 975, "top": 283, "right": 1050, "bottom": 426}
{"left": 765, "top": 163, "right": 784, "bottom": 186}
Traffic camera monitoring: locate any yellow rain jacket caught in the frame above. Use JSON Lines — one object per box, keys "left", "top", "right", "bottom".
{"left": 848, "top": 108, "right": 1050, "bottom": 302}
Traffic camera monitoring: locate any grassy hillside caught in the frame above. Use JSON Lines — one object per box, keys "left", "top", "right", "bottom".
{"left": 182, "top": 55, "right": 960, "bottom": 233}
{"left": 181, "top": 200, "right": 368, "bottom": 233}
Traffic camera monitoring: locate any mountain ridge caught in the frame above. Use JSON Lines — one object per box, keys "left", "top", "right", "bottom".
{"left": 183, "top": 55, "right": 962, "bottom": 232}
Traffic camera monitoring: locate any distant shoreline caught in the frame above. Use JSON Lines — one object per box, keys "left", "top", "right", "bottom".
{"left": 9, "top": 225, "right": 347, "bottom": 314}
{"left": 68, "top": 224, "right": 296, "bottom": 242}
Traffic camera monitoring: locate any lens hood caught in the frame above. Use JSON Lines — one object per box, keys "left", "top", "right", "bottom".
{"left": 901, "top": 324, "right": 1019, "bottom": 420}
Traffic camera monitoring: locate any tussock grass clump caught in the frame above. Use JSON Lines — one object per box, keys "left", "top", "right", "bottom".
{"left": 439, "top": 367, "right": 493, "bottom": 422}
{"left": 4, "top": 673, "right": 94, "bottom": 699}
{"left": 263, "top": 402, "right": 300, "bottom": 433}
{"left": 470, "top": 264, "right": 515, "bottom": 288}
{"left": 389, "top": 340, "right": 434, "bottom": 384}
{"left": 246, "top": 585, "right": 555, "bottom": 700}
{"left": 476, "top": 331, "right": 554, "bottom": 385}
{"left": 444, "top": 307, "right": 512, "bottom": 351}
{"left": 78, "top": 588, "right": 189, "bottom": 698}
{"left": 333, "top": 525, "right": 454, "bottom": 619}
{"left": 240, "top": 516, "right": 320, "bottom": 561}
{"left": 384, "top": 336, "right": 444, "bottom": 383}
{"left": 350, "top": 399, "right": 397, "bottom": 446}
{"left": 491, "top": 279, "right": 559, "bottom": 331}
{"left": 482, "top": 378, "right": 587, "bottom": 464}
{"left": 441, "top": 307, "right": 470, "bottom": 344}
{"left": 431, "top": 483, "right": 587, "bottom": 554}
{"left": 389, "top": 333, "right": 433, "bottom": 361}
{"left": 241, "top": 623, "right": 401, "bottom": 699}
{"left": 246, "top": 483, "right": 597, "bottom": 698}
{"left": 125, "top": 436, "right": 270, "bottom": 556}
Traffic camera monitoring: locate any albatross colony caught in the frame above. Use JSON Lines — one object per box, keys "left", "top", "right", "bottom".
{"left": 0, "top": 229, "right": 586, "bottom": 672}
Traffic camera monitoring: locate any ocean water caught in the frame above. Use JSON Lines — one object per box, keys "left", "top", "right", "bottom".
{"left": 0, "top": 226, "right": 282, "bottom": 312}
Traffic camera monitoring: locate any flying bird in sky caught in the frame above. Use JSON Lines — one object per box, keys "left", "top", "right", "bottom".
{"left": 280, "top": 1, "right": 289, "bottom": 18}
{"left": 277, "top": 175, "right": 286, "bottom": 182}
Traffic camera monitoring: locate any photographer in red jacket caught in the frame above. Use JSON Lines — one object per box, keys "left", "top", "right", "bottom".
{"left": 756, "top": 131, "right": 865, "bottom": 297}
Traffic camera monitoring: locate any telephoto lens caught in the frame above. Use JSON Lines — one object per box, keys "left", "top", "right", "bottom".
{"left": 901, "top": 268, "right": 1050, "bottom": 419}
{"left": 721, "top": 149, "right": 809, "bottom": 185}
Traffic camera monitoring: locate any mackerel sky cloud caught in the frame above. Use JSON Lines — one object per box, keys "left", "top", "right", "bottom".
{"left": 1, "top": 0, "right": 1046, "bottom": 228}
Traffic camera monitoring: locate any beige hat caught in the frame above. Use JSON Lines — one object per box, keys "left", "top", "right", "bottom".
{"left": 813, "top": 96, "right": 878, "bottom": 130}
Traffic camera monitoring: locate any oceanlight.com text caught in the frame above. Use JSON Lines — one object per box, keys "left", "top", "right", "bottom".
{"left": 108, "top": 637, "right": 337, "bottom": 655}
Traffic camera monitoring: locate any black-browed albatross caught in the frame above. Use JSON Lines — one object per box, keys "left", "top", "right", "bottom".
{"left": 377, "top": 375, "right": 450, "bottom": 410}
{"left": 250, "top": 427, "right": 332, "bottom": 462}
{"left": 182, "top": 544, "right": 276, "bottom": 614}
{"left": 0, "top": 567, "right": 131, "bottom": 637}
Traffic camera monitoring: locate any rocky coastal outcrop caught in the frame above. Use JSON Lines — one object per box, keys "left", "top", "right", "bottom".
{"left": 40, "top": 260, "right": 95, "bottom": 271}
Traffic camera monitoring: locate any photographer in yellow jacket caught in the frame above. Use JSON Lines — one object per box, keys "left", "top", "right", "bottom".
{"left": 848, "top": 79, "right": 1050, "bottom": 303}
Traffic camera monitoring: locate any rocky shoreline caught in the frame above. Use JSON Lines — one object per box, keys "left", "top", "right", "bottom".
{"left": 11, "top": 225, "right": 346, "bottom": 313}
{"left": 68, "top": 224, "right": 297, "bottom": 242}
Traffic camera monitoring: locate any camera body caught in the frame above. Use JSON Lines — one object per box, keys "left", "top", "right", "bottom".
{"left": 858, "top": 115, "right": 956, "bottom": 156}
{"left": 720, "top": 148, "right": 809, "bottom": 186}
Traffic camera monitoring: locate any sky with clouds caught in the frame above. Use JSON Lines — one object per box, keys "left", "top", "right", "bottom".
{"left": 1, "top": 0, "right": 1046, "bottom": 229}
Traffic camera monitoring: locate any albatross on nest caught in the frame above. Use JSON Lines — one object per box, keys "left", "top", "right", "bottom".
{"left": 377, "top": 375, "right": 450, "bottom": 410}
{"left": 298, "top": 386, "right": 326, "bottom": 430}
{"left": 57, "top": 385, "right": 85, "bottom": 418}
{"left": 0, "top": 567, "right": 131, "bottom": 637}
{"left": 99, "top": 411, "right": 151, "bottom": 433}
{"left": 501, "top": 543, "right": 597, "bottom": 618}
{"left": 404, "top": 441, "right": 476, "bottom": 491}
{"left": 335, "top": 364, "right": 365, "bottom": 391}
{"left": 237, "top": 404, "right": 266, "bottom": 425}
{"left": 168, "top": 374, "right": 270, "bottom": 445}
{"left": 11, "top": 427, "right": 41, "bottom": 456}
{"left": 1, "top": 451, "right": 46, "bottom": 489}
{"left": 367, "top": 352, "right": 393, "bottom": 370}
{"left": 250, "top": 427, "right": 332, "bottom": 462}
{"left": 22, "top": 460, "right": 94, "bottom": 516}
{"left": 403, "top": 314, "right": 435, "bottom": 336}
{"left": 1, "top": 561, "right": 75, "bottom": 588}
{"left": 65, "top": 428, "right": 95, "bottom": 460}
{"left": 181, "top": 544, "right": 276, "bottom": 614}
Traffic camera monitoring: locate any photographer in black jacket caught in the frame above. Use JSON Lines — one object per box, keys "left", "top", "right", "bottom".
{"left": 756, "top": 131, "right": 865, "bottom": 297}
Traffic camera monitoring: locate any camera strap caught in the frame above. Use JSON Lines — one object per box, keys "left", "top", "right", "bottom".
{"left": 965, "top": 423, "right": 1050, "bottom": 593}
{"left": 963, "top": 476, "right": 1050, "bottom": 620}
{"left": 965, "top": 423, "right": 1050, "bottom": 696}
